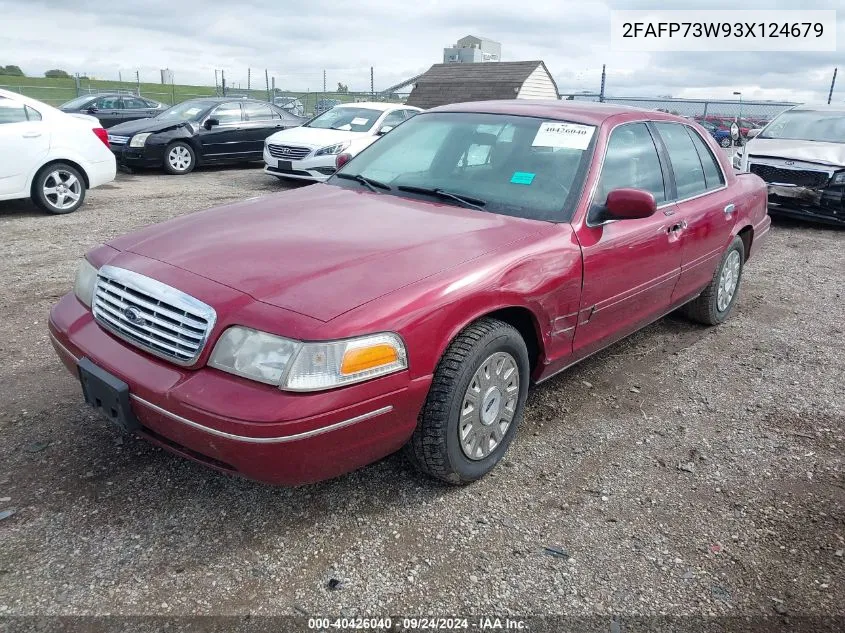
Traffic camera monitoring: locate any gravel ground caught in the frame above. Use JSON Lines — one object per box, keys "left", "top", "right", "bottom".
{"left": 0, "top": 165, "right": 842, "bottom": 622}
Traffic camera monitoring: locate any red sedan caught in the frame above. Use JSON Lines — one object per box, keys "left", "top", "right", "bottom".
{"left": 49, "top": 101, "right": 770, "bottom": 486}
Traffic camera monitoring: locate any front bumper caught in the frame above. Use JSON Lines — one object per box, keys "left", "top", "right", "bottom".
{"left": 109, "top": 143, "right": 165, "bottom": 169}
{"left": 49, "top": 293, "right": 430, "bottom": 485}
{"left": 262, "top": 146, "right": 336, "bottom": 182}
{"left": 766, "top": 183, "right": 845, "bottom": 226}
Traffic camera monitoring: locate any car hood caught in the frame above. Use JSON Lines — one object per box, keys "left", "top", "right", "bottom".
{"left": 746, "top": 138, "right": 845, "bottom": 167}
{"left": 108, "top": 184, "right": 547, "bottom": 322}
{"left": 266, "top": 126, "right": 370, "bottom": 149}
{"left": 107, "top": 117, "right": 194, "bottom": 135}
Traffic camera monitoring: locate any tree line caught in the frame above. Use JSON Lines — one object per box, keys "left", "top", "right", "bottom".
{"left": 1, "top": 65, "right": 71, "bottom": 78}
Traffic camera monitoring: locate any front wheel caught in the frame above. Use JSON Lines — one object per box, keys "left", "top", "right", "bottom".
{"left": 406, "top": 317, "right": 530, "bottom": 484}
{"left": 163, "top": 142, "right": 196, "bottom": 175}
{"left": 681, "top": 236, "right": 745, "bottom": 325}
{"left": 32, "top": 163, "right": 86, "bottom": 214}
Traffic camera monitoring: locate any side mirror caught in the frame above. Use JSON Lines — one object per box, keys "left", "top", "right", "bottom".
{"left": 376, "top": 125, "right": 394, "bottom": 136}
{"left": 204, "top": 118, "right": 219, "bottom": 130}
{"left": 747, "top": 128, "right": 761, "bottom": 139}
{"left": 604, "top": 188, "right": 657, "bottom": 221}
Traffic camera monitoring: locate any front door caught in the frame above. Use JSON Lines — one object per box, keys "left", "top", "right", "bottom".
{"left": 0, "top": 97, "right": 49, "bottom": 196}
{"left": 198, "top": 102, "right": 245, "bottom": 160}
{"left": 650, "top": 122, "right": 737, "bottom": 302}
{"left": 120, "top": 96, "right": 158, "bottom": 124}
{"left": 572, "top": 121, "right": 683, "bottom": 359}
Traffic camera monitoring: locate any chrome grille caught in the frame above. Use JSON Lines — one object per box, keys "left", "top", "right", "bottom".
{"left": 92, "top": 266, "right": 216, "bottom": 366}
{"left": 267, "top": 144, "right": 311, "bottom": 160}
{"left": 108, "top": 135, "right": 130, "bottom": 145}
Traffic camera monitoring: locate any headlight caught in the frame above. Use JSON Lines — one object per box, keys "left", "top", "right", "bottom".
{"left": 129, "top": 133, "right": 152, "bottom": 147}
{"left": 314, "top": 141, "right": 350, "bottom": 156}
{"left": 832, "top": 171, "right": 845, "bottom": 185}
{"left": 208, "top": 328, "right": 407, "bottom": 390}
{"left": 73, "top": 258, "right": 99, "bottom": 308}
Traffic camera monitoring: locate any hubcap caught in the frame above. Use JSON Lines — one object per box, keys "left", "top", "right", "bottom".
{"left": 168, "top": 146, "right": 192, "bottom": 171}
{"left": 717, "top": 250, "right": 741, "bottom": 312}
{"left": 43, "top": 169, "right": 81, "bottom": 210}
{"left": 459, "top": 352, "right": 519, "bottom": 461}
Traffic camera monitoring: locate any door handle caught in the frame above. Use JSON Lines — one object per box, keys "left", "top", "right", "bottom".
{"left": 22, "top": 132, "right": 41, "bottom": 138}
{"left": 667, "top": 220, "right": 687, "bottom": 233}
{"left": 724, "top": 203, "right": 736, "bottom": 215}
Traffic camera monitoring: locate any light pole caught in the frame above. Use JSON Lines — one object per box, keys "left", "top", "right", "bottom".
{"left": 733, "top": 91, "right": 742, "bottom": 123}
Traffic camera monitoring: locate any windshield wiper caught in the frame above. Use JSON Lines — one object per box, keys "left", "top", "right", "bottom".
{"left": 335, "top": 173, "right": 391, "bottom": 193}
{"left": 397, "top": 185, "right": 487, "bottom": 211}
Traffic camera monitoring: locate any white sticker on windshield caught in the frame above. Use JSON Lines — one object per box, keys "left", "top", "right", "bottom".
{"left": 532, "top": 122, "right": 595, "bottom": 150}
{"left": 184, "top": 108, "right": 201, "bottom": 117}
{"left": 351, "top": 117, "right": 369, "bottom": 126}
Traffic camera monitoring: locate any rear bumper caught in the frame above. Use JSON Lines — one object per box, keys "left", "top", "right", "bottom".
{"left": 48, "top": 293, "right": 430, "bottom": 485}
{"left": 86, "top": 157, "right": 117, "bottom": 189}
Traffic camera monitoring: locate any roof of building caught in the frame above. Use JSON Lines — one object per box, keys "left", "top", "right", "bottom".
{"left": 406, "top": 61, "right": 557, "bottom": 110}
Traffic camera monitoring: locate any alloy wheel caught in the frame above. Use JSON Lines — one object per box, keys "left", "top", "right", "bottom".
{"left": 42, "top": 169, "right": 81, "bottom": 211}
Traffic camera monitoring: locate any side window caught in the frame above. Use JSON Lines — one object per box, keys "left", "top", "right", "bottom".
{"left": 94, "top": 96, "right": 122, "bottom": 109}
{"left": 379, "top": 110, "right": 406, "bottom": 131}
{"left": 0, "top": 97, "right": 28, "bottom": 124}
{"left": 686, "top": 127, "right": 725, "bottom": 190}
{"left": 653, "top": 122, "right": 708, "bottom": 199}
{"left": 243, "top": 102, "right": 275, "bottom": 121}
{"left": 593, "top": 123, "right": 666, "bottom": 210}
{"left": 211, "top": 102, "right": 243, "bottom": 124}
{"left": 122, "top": 97, "right": 148, "bottom": 109}
{"left": 25, "top": 105, "right": 42, "bottom": 121}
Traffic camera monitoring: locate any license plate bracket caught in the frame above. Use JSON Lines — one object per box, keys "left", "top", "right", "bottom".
{"left": 78, "top": 358, "right": 140, "bottom": 433}
{"left": 278, "top": 160, "right": 293, "bottom": 171}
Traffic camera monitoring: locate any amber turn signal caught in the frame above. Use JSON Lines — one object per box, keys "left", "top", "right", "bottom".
{"left": 341, "top": 344, "right": 399, "bottom": 375}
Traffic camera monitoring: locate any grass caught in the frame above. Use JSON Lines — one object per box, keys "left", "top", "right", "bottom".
{"left": 0, "top": 74, "right": 402, "bottom": 113}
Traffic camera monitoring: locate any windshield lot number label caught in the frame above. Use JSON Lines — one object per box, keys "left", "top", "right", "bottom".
{"left": 532, "top": 122, "right": 595, "bottom": 150}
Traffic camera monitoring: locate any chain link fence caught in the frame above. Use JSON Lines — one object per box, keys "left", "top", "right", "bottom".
{"left": 560, "top": 93, "right": 795, "bottom": 124}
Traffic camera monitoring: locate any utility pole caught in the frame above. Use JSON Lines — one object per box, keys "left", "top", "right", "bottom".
{"left": 370, "top": 66, "right": 374, "bottom": 98}
{"left": 247, "top": 67, "right": 251, "bottom": 91}
{"left": 828, "top": 67, "right": 838, "bottom": 105}
{"left": 323, "top": 69, "right": 326, "bottom": 93}
{"left": 214, "top": 69, "right": 219, "bottom": 96}
{"left": 221, "top": 70, "right": 226, "bottom": 96}
{"left": 135, "top": 70, "right": 140, "bottom": 95}
{"left": 265, "top": 69, "right": 270, "bottom": 102}
{"left": 599, "top": 64, "right": 606, "bottom": 102}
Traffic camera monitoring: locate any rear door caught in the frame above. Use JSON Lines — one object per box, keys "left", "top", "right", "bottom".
{"left": 241, "top": 102, "right": 286, "bottom": 155}
{"left": 651, "top": 122, "right": 736, "bottom": 302}
{"left": 0, "top": 97, "right": 49, "bottom": 196}
{"left": 572, "top": 121, "right": 683, "bottom": 358}
{"left": 91, "top": 95, "right": 123, "bottom": 128}
{"left": 198, "top": 101, "right": 245, "bottom": 160}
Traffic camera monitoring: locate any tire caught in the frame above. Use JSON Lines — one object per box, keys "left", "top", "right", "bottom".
{"left": 681, "top": 236, "right": 745, "bottom": 325}
{"left": 719, "top": 136, "right": 732, "bottom": 148}
{"left": 406, "top": 317, "right": 530, "bottom": 485}
{"left": 163, "top": 142, "right": 196, "bottom": 175}
{"left": 32, "top": 163, "right": 86, "bottom": 214}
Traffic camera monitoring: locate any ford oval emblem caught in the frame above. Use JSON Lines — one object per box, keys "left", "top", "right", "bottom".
{"left": 124, "top": 307, "right": 145, "bottom": 326}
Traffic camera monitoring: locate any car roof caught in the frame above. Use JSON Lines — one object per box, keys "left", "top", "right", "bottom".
{"left": 334, "top": 101, "right": 419, "bottom": 111}
{"left": 427, "top": 99, "right": 685, "bottom": 126}
{"left": 788, "top": 102, "right": 845, "bottom": 112}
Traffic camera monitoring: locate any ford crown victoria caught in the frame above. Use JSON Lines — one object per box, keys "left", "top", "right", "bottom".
{"left": 49, "top": 101, "right": 770, "bottom": 486}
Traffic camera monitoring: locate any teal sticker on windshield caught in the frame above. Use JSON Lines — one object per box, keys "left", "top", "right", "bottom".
{"left": 511, "top": 171, "right": 535, "bottom": 185}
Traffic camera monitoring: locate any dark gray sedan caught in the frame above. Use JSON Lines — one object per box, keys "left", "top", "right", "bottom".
{"left": 59, "top": 93, "right": 168, "bottom": 128}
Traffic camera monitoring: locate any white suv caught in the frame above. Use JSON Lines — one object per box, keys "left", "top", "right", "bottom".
{"left": 0, "top": 89, "right": 116, "bottom": 214}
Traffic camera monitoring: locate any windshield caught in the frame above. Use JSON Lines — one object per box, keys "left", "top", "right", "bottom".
{"left": 60, "top": 95, "right": 96, "bottom": 109}
{"left": 329, "top": 112, "right": 596, "bottom": 223}
{"left": 304, "top": 107, "right": 382, "bottom": 132}
{"left": 759, "top": 109, "right": 845, "bottom": 143}
{"left": 155, "top": 100, "right": 216, "bottom": 122}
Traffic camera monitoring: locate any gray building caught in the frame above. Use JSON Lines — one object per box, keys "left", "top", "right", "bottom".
{"left": 443, "top": 35, "right": 501, "bottom": 64}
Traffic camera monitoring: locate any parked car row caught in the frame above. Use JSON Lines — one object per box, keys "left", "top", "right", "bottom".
{"left": 46, "top": 99, "right": 772, "bottom": 486}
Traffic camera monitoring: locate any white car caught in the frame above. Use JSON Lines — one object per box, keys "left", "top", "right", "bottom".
{"left": 263, "top": 102, "right": 422, "bottom": 182}
{"left": 733, "top": 103, "right": 845, "bottom": 225}
{"left": 0, "top": 88, "right": 116, "bottom": 214}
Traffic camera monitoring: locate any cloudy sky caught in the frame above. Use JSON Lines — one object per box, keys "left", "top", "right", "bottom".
{"left": 0, "top": 0, "right": 841, "bottom": 102}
